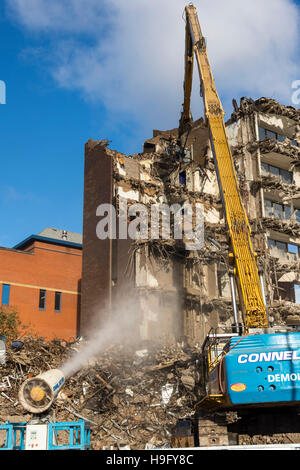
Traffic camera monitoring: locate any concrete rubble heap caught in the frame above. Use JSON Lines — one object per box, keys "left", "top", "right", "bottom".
{"left": 82, "top": 96, "right": 300, "bottom": 345}
{"left": 0, "top": 338, "right": 201, "bottom": 450}
{"left": 2, "top": 338, "right": 300, "bottom": 448}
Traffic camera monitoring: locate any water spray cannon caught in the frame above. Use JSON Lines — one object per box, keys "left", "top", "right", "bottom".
{"left": 19, "top": 369, "right": 65, "bottom": 414}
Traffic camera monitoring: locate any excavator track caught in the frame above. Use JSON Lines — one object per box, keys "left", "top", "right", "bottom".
{"left": 194, "top": 407, "right": 300, "bottom": 447}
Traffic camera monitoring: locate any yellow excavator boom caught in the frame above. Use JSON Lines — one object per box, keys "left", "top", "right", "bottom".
{"left": 180, "top": 5, "right": 268, "bottom": 330}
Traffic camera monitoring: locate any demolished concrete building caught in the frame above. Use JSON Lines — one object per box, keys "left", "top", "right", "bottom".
{"left": 81, "top": 97, "right": 300, "bottom": 345}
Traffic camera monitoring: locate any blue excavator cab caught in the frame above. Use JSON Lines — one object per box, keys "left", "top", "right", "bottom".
{"left": 224, "top": 332, "right": 300, "bottom": 406}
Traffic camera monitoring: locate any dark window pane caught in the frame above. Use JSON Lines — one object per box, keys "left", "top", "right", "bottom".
{"left": 264, "top": 199, "right": 273, "bottom": 217}
{"left": 261, "top": 162, "right": 269, "bottom": 177}
{"left": 291, "top": 139, "right": 298, "bottom": 147}
{"left": 179, "top": 171, "right": 186, "bottom": 185}
{"left": 277, "top": 133, "right": 285, "bottom": 142}
{"left": 269, "top": 165, "right": 280, "bottom": 177}
{"left": 285, "top": 205, "right": 292, "bottom": 220}
{"left": 39, "top": 290, "right": 46, "bottom": 310}
{"left": 296, "top": 210, "right": 300, "bottom": 224}
{"left": 268, "top": 239, "right": 276, "bottom": 249}
{"left": 259, "top": 127, "right": 266, "bottom": 141}
{"left": 55, "top": 292, "right": 62, "bottom": 312}
{"left": 265, "top": 129, "right": 276, "bottom": 140}
{"left": 2, "top": 284, "right": 10, "bottom": 306}
{"left": 273, "top": 203, "right": 283, "bottom": 220}
{"left": 280, "top": 169, "right": 293, "bottom": 184}
{"left": 277, "top": 241, "right": 287, "bottom": 252}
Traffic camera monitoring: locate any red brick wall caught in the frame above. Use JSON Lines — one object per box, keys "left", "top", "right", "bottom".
{"left": 0, "top": 241, "right": 82, "bottom": 341}
{"left": 81, "top": 141, "right": 113, "bottom": 335}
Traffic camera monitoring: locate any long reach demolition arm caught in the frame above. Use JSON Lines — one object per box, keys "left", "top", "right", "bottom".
{"left": 179, "top": 5, "right": 269, "bottom": 331}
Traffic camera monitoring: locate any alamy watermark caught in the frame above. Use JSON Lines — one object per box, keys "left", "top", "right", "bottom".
{"left": 0, "top": 81, "right": 6, "bottom": 105}
{"left": 96, "top": 200, "right": 205, "bottom": 251}
{"left": 292, "top": 80, "right": 300, "bottom": 105}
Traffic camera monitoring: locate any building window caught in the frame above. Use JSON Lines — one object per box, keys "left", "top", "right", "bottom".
{"left": 261, "top": 162, "right": 293, "bottom": 184}
{"left": 259, "top": 126, "right": 298, "bottom": 147}
{"left": 273, "top": 203, "right": 284, "bottom": 220}
{"left": 276, "top": 241, "right": 286, "bottom": 253}
{"left": 264, "top": 199, "right": 291, "bottom": 221}
{"left": 268, "top": 238, "right": 299, "bottom": 257}
{"left": 264, "top": 199, "right": 273, "bottom": 218}
{"left": 179, "top": 171, "right": 186, "bottom": 185}
{"left": 288, "top": 244, "right": 299, "bottom": 255}
{"left": 39, "top": 289, "right": 46, "bottom": 311}
{"left": 259, "top": 127, "right": 277, "bottom": 141}
{"left": 281, "top": 169, "right": 293, "bottom": 184}
{"left": 285, "top": 206, "right": 292, "bottom": 219}
{"left": 143, "top": 142, "right": 156, "bottom": 153}
{"left": 295, "top": 285, "right": 300, "bottom": 305}
{"left": 268, "top": 238, "right": 276, "bottom": 249}
{"left": 277, "top": 282, "right": 296, "bottom": 302}
{"left": 2, "top": 284, "right": 10, "bottom": 306}
{"left": 269, "top": 165, "right": 280, "bottom": 178}
{"left": 55, "top": 292, "right": 62, "bottom": 312}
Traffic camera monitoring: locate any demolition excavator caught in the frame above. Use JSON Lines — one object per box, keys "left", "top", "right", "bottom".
{"left": 180, "top": 4, "right": 300, "bottom": 409}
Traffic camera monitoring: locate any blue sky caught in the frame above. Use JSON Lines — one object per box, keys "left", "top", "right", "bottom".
{"left": 1, "top": 0, "right": 300, "bottom": 247}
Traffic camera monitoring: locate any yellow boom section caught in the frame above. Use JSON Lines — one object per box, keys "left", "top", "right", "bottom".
{"left": 183, "top": 5, "right": 268, "bottom": 329}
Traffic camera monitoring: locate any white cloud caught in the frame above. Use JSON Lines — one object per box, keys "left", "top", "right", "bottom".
{"left": 6, "top": 0, "right": 300, "bottom": 133}
{"left": 6, "top": 0, "right": 113, "bottom": 33}
{"left": 2, "top": 186, "right": 39, "bottom": 204}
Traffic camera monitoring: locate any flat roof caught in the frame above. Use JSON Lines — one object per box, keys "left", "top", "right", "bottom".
{"left": 13, "top": 234, "right": 82, "bottom": 251}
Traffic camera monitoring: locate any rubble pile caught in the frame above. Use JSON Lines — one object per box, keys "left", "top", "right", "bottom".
{"left": 269, "top": 301, "right": 300, "bottom": 325}
{"left": 230, "top": 97, "right": 300, "bottom": 124}
{"left": 0, "top": 338, "right": 201, "bottom": 449}
{"left": 251, "top": 176, "right": 299, "bottom": 197}
{"left": 261, "top": 217, "right": 300, "bottom": 238}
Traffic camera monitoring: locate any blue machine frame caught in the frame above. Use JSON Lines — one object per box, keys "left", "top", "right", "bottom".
{"left": 0, "top": 420, "right": 90, "bottom": 450}
{"left": 48, "top": 420, "right": 90, "bottom": 450}
{"left": 0, "top": 422, "right": 26, "bottom": 450}
{"left": 224, "top": 332, "right": 300, "bottom": 406}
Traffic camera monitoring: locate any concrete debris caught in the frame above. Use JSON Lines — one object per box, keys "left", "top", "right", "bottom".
{"left": 135, "top": 349, "right": 148, "bottom": 358}
{"left": 250, "top": 138, "right": 300, "bottom": 161}
{"left": 230, "top": 97, "right": 300, "bottom": 124}
{"left": 251, "top": 176, "right": 298, "bottom": 197}
{"left": 260, "top": 217, "right": 300, "bottom": 238}
{"left": 0, "top": 338, "right": 201, "bottom": 450}
{"left": 269, "top": 302, "right": 300, "bottom": 324}
{"left": 180, "top": 374, "right": 195, "bottom": 391}
{"left": 161, "top": 384, "right": 174, "bottom": 404}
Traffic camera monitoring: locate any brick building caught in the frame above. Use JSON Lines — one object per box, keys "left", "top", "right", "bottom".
{"left": 0, "top": 228, "right": 82, "bottom": 340}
